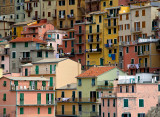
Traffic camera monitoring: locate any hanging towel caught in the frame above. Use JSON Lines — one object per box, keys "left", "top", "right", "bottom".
{"left": 111, "top": 54, "right": 115, "bottom": 60}
{"left": 108, "top": 54, "right": 112, "bottom": 57}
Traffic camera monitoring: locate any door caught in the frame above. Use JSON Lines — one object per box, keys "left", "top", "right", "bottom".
{"left": 79, "top": 46, "right": 82, "bottom": 53}
{"left": 90, "top": 91, "right": 96, "bottom": 102}
{"left": 20, "top": 93, "right": 24, "bottom": 105}
{"left": 35, "top": 11, "right": 38, "bottom": 19}
{"left": 50, "top": 77, "right": 53, "bottom": 87}
{"left": 25, "top": 68, "right": 28, "bottom": 76}
{"left": 100, "top": 58, "right": 103, "bottom": 66}
{"left": 145, "top": 58, "right": 147, "bottom": 67}
{"left": 60, "top": 21, "right": 63, "bottom": 28}
{"left": 90, "top": 44, "right": 92, "bottom": 52}
{"left": 62, "top": 105, "right": 64, "bottom": 115}
{"left": 72, "top": 91, "right": 75, "bottom": 101}
{"left": 79, "top": 36, "right": 82, "bottom": 43}
{"left": 37, "top": 93, "right": 41, "bottom": 104}
{"left": 72, "top": 105, "right": 75, "bottom": 115}
{"left": 97, "top": 25, "right": 99, "bottom": 32}
{"left": 79, "top": 91, "right": 82, "bottom": 101}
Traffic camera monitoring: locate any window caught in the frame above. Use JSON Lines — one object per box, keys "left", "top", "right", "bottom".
{"left": 158, "top": 85, "right": 160, "bottom": 91}
{"left": 142, "top": 21, "right": 145, "bottom": 28}
{"left": 126, "top": 47, "right": 129, "bottom": 53}
{"left": 99, "top": 16, "right": 102, "bottom": 23}
{"left": 71, "top": 20, "right": 73, "bottom": 28}
{"left": 92, "top": 105, "right": 95, "bottom": 112}
{"left": 48, "top": 12, "right": 51, "bottom": 17}
{"left": 59, "top": 0, "right": 65, "bottom": 6}
{"left": 12, "top": 43, "right": 16, "bottom": 48}
{"left": 38, "top": 107, "right": 40, "bottom": 114}
{"left": 3, "top": 93, "right": 6, "bottom": 101}
{"left": 48, "top": 1, "right": 51, "bottom": 6}
{"left": 109, "top": 49, "right": 112, "bottom": 54}
{"left": 89, "top": 25, "right": 92, "bottom": 33}
{"left": 113, "top": 113, "right": 116, "bottom": 117}
{"left": 103, "top": 112, "right": 105, "bottom": 117}
{"left": 46, "top": 93, "right": 54, "bottom": 104}
{"left": 138, "top": 113, "right": 145, "bottom": 117}
{"left": 35, "top": 66, "right": 39, "bottom": 74}
{"left": 108, "top": 99, "right": 110, "bottom": 107}
{"left": 124, "top": 99, "right": 128, "bottom": 107}
{"left": 109, "top": 0, "right": 112, "bottom": 6}
{"left": 3, "top": 81, "right": 6, "bottom": 87}
{"left": 61, "top": 91, "right": 65, "bottom": 98}
{"left": 114, "top": 39, "right": 117, "bottom": 44}
{"left": 135, "top": 11, "right": 139, "bottom": 17}
{"left": 132, "top": 85, "right": 134, "bottom": 93}
{"left": 25, "top": 42, "right": 28, "bottom": 47}
{"left": 20, "top": 107, "right": 24, "bottom": 114}
{"left": 108, "top": 113, "right": 110, "bottom": 117}
{"left": 37, "top": 51, "right": 42, "bottom": 57}
{"left": 120, "top": 15, "right": 122, "bottom": 21}
{"left": 103, "top": 2, "right": 106, "bottom": 7}
{"left": 120, "top": 86, "right": 122, "bottom": 93}
{"left": 92, "top": 78, "right": 95, "bottom": 86}
{"left": 114, "top": 49, "right": 117, "bottom": 53}
{"left": 17, "top": 14, "right": 19, "bottom": 19}
{"left": 71, "top": 40, "right": 74, "bottom": 47}
{"left": 48, "top": 107, "right": 52, "bottom": 114}
{"left": 57, "top": 34, "right": 59, "bottom": 39}
{"left": 78, "top": 79, "right": 82, "bottom": 86}
{"left": 1, "top": 64, "right": 4, "bottom": 69}
{"left": 12, "top": 52, "right": 16, "bottom": 58}
{"left": 79, "top": 105, "right": 82, "bottom": 112}
{"left": 46, "top": 51, "right": 48, "bottom": 58}
{"left": 3, "top": 108, "right": 6, "bottom": 116}
{"left": 126, "top": 86, "right": 129, "bottom": 93}
{"left": 69, "top": 0, "right": 75, "bottom": 5}
{"left": 108, "top": 29, "right": 111, "bottom": 34}
{"left": 103, "top": 99, "right": 104, "bottom": 106}
{"left": 135, "top": 46, "right": 137, "bottom": 52}
{"left": 131, "top": 59, "right": 134, "bottom": 64}
{"left": 113, "top": 99, "right": 115, "bottom": 107}
{"left": 126, "top": 14, "right": 129, "bottom": 20}
{"left": 139, "top": 99, "right": 144, "bottom": 107}
{"left": 1, "top": 56, "right": 4, "bottom": 61}
{"left": 142, "top": 10, "right": 145, "bottom": 16}
{"left": 113, "top": 28, "right": 116, "bottom": 34}
{"left": 65, "top": 41, "right": 67, "bottom": 48}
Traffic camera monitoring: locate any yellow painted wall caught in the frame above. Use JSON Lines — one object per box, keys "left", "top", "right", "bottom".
{"left": 100, "top": 0, "right": 119, "bottom": 11}
{"left": 12, "top": 26, "right": 24, "bottom": 39}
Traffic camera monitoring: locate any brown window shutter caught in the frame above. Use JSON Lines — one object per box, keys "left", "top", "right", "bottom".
{"left": 134, "top": 22, "right": 136, "bottom": 30}
{"left": 122, "top": 25, "right": 123, "bottom": 30}
{"left": 120, "top": 15, "right": 122, "bottom": 20}
{"left": 125, "top": 36, "right": 127, "bottom": 42}
{"left": 142, "top": 21, "right": 145, "bottom": 28}
{"left": 118, "top": 36, "right": 119, "bottom": 42}
{"left": 139, "top": 34, "right": 142, "bottom": 38}
{"left": 138, "top": 22, "right": 140, "bottom": 28}
{"left": 122, "top": 36, "right": 123, "bottom": 41}
{"left": 142, "top": 10, "right": 145, "bottom": 16}
{"left": 133, "top": 35, "right": 135, "bottom": 41}
{"left": 118, "top": 25, "right": 120, "bottom": 30}
{"left": 128, "top": 24, "right": 130, "bottom": 29}
{"left": 125, "top": 24, "right": 126, "bottom": 30}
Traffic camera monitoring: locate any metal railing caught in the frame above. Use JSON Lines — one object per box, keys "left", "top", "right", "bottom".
{"left": 56, "top": 98, "right": 78, "bottom": 102}
{"left": 67, "top": 14, "right": 75, "bottom": 19}
{"left": 138, "top": 51, "right": 149, "bottom": 56}
{"left": 74, "top": 50, "right": 85, "bottom": 54}
{"left": 86, "top": 48, "right": 102, "bottom": 53}
{"left": 59, "top": 15, "right": 65, "bottom": 19}
{"left": 78, "top": 98, "right": 97, "bottom": 102}
{"left": 86, "top": 29, "right": 102, "bottom": 34}
{"left": 19, "top": 57, "right": 32, "bottom": 63}
{"left": 75, "top": 30, "right": 85, "bottom": 35}
{"left": 56, "top": 111, "right": 79, "bottom": 116}
{"left": 132, "top": 27, "right": 142, "bottom": 33}
{"left": 87, "top": 38, "right": 101, "bottom": 43}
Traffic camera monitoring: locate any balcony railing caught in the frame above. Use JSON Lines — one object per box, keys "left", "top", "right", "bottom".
{"left": 86, "top": 29, "right": 102, "bottom": 34}
{"left": 25, "top": 7, "right": 33, "bottom": 12}
{"left": 86, "top": 48, "right": 102, "bottom": 53}
{"left": 19, "top": 57, "right": 32, "bottom": 63}
{"left": 56, "top": 111, "right": 78, "bottom": 116}
{"left": 131, "top": 27, "right": 142, "bottom": 33}
{"left": 104, "top": 14, "right": 118, "bottom": 19}
{"left": 10, "top": 85, "right": 54, "bottom": 91}
{"left": 59, "top": 53, "right": 75, "bottom": 58}
{"left": 139, "top": 63, "right": 149, "bottom": 68}
{"left": 104, "top": 23, "right": 117, "bottom": 28}
{"left": 56, "top": 97, "right": 78, "bottom": 102}
{"left": 86, "top": 19, "right": 96, "bottom": 24}
{"left": 74, "top": 50, "right": 85, "bottom": 54}
{"left": 59, "top": 15, "right": 65, "bottom": 19}
{"left": 85, "top": 0, "right": 100, "bottom": 2}
{"left": 21, "top": 30, "right": 38, "bottom": 35}
{"left": 87, "top": 38, "right": 101, "bottom": 44}
{"left": 78, "top": 98, "right": 97, "bottom": 103}
{"left": 75, "top": 30, "right": 85, "bottom": 35}
{"left": 75, "top": 39, "right": 85, "bottom": 44}
{"left": 67, "top": 14, "right": 75, "bottom": 19}
{"left": 138, "top": 51, "right": 149, "bottom": 56}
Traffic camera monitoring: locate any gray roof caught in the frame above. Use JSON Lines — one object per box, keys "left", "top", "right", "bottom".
{"left": 21, "top": 63, "right": 33, "bottom": 67}
{"left": 5, "top": 76, "right": 49, "bottom": 81}
{"left": 32, "top": 58, "right": 67, "bottom": 64}
{"left": 57, "top": 83, "right": 77, "bottom": 90}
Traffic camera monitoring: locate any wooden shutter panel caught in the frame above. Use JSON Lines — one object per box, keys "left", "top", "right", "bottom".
{"left": 51, "top": 93, "right": 54, "bottom": 104}
{"left": 142, "top": 21, "right": 145, "bottom": 28}
{"left": 134, "top": 22, "right": 136, "bottom": 30}
{"left": 125, "top": 36, "right": 127, "bottom": 42}
{"left": 122, "top": 25, "right": 123, "bottom": 30}
{"left": 50, "top": 65, "right": 52, "bottom": 74}
{"left": 125, "top": 24, "right": 126, "bottom": 30}
{"left": 117, "top": 36, "right": 119, "bottom": 42}
{"left": 138, "top": 22, "right": 140, "bottom": 28}
{"left": 133, "top": 35, "right": 135, "bottom": 41}
{"left": 128, "top": 24, "right": 130, "bottom": 29}
{"left": 122, "top": 36, "right": 123, "bottom": 41}
{"left": 46, "top": 93, "right": 48, "bottom": 104}
{"left": 35, "top": 81, "right": 37, "bottom": 90}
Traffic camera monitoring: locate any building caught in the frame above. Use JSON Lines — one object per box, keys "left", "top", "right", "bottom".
{"left": 9, "top": 37, "right": 54, "bottom": 73}
{"left": 76, "top": 66, "right": 125, "bottom": 117}
{"left": 56, "top": 83, "right": 78, "bottom": 116}
{"left": 12, "top": 20, "right": 36, "bottom": 39}
{"left": 44, "top": 30, "right": 66, "bottom": 57}
{"left": 0, "top": 76, "right": 55, "bottom": 117}
{"left": 0, "top": 41, "right": 10, "bottom": 74}
{"left": 24, "top": 0, "right": 56, "bottom": 22}
{"left": 118, "top": 0, "right": 150, "bottom": 6}
{"left": 15, "top": 0, "right": 25, "bottom": 22}
{"left": 30, "top": 58, "right": 81, "bottom": 89}
{"left": 56, "top": 0, "right": 85, "bottom": 30}
{"left": 101, "top": 73, "right": 160, "bottom": 117}
{"left": 21, "top": 19, "right": 54, "bottom": 40}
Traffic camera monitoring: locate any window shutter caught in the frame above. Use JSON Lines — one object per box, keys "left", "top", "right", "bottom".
{"left": 37, "top": 93, "right": 41, "bottom": 104}
{"left": 38, "top": 107, "right": 40, "bottom": 114}
{"left": 3, "top": 108, "right": 6, "bottom": 115}
{"left": 3, "top": 81, "right": 6, "bottom": 87}
{"left": 51, "top": 93, "right": 54, "bottom": 104}
{"left": 54, "top": 65, "right": 56, "bottom": 71}
{"left": 97, "top": 92, "right": 99, "bottom": 98}
{"left": 128, "top": 24, "right": 130, "bottom": 29}
{"left": 50, "top": 65, "right": 52, "bottom": 74}
{"left": 142, "top": 21, "right": 145, "bottom": 28}
{"left": 14, "top": 81, "right": 18, "bottom": 86}
{"left": 3, "top": 94, "right": 6, "bottom": 101}
{"left": 29, "top": 81, "right": 32, "bottom": 86}
{"left": 48, "top": 107, "right": 51, "bottom": 114}
{"left": 42, "top": 81, "right": 46, "bottom": 87}
{"left": 125, "top": 24, "right": 126, "bottom": 30}
{"left": 35, "top": 81, "right": 37, "bottom": 90}
{"left": 46, "top": 93, "right": 49, "bottom": 104}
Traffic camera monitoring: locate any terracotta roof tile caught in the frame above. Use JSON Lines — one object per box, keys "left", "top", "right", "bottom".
{"left": 9, "top": 37, "right": 47, "bottom": 44}
{"left": 76, "top": 66, "right": 116, "bottom": 78}
{"left": 28, "top": 23, "right": 46, "bottom": 27}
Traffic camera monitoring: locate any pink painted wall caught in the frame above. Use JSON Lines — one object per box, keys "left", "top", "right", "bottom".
{"left": 1, "top": 55, "right": 9, "bottom": 73}
{"left": 21, "top": 66, "right": 32, "bottom": 76}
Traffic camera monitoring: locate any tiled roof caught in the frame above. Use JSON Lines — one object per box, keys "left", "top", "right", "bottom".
{"left": 4, "top": 76, "right": 49, "bottom": 81}
{"left": 57, "top": 83, "right": 77, "bottom": 90}
{"left": 76, "top": 66, "right": 116, "bottom": 78}
{"left": 28, "top": 23, "right": 46, "bottom": 27}
{"left": 9, "top": 37, "right": 47, "bottom": 44}
{"left": 32, "top": 58, "right": 67, "bottom": 64}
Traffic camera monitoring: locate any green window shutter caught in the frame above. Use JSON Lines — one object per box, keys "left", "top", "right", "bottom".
{"left": 20, "top": 107, "right": 24, "bottom": 114}
{"left": 158, "top": 85, "right": 160, "bottom": 91}
{"left": 29, "top": 81, "right": 32, "bottom": 86}
{"left": 37, "top": 93, "right": 41, "bottom": 104}
{"left": 38, "top": 107, "right": 40, "bottom": 114}
{"left": 50, "top": 77, "right": 53, "bottom": 87}
{"left": 46, "top": 51, "right": 48, "bottom": 58}
{"left": 65, "top": 41, "right": 67, "bottom": 48}
{"left": 35, "top": 66, "right": 39, "bottom": 74}
{"left": 124, "top": 99, "right": 128, "bottom": 107}
{"left": 139, "top": 99, "right": 144, "bottom": 107}
{"left": 138, "top": 114, "right": 140, "bottom": 117}
{"left": 51, "top": 93, "right": 54, "bottom": 104}
{"left": 48, "top": 107, "right": 51, "bottom": 114}
{"left": 35, "top": 81, "right": 37, "bottom": 90}
{"left": 42, "top": 81, "right": 46, "bottom": 87}
{"left": 97, "top": 92, "right": 99, "bottom": 99}
{"left": 25, "top": 42, "right": 28, "bottom": 47}
{"left": 61, "top": 91, "right": 64, "bottom": 98}
{"left": 3, "top": 94, "right": 6, "bottom": 101}
{"left": 50, "top": 65, "right": 52, "bottom": 74}
{"left": 3, "top": 81, "right": 6, "bottom": 87}
{"left": 54, "top": 65, "right": 56, "bottom": 71}
{"left": 20, "top": 93, "right": 24, "bottom": 105}
{"left": 46, "top": 93, "right": 49, "bottom": 104}
{"left": 72, "top": 105, "right": 75, "bottom": 115}
{"left": 12, "top": 43, "right": 16, "bottom": 48}
{"left": 3, "top": 108, "right": 6, "bottom": 115}
{"left": 14, "top": 81, "right": 18, "bottom": 86}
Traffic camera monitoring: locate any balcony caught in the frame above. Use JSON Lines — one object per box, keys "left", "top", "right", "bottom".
{"left": 156, "top": 44, "right": 160, "bottom": 51}
{"left": 75, "top": 40, "right": 85, "bottom": 44}
{"left": 21, "top": 30, "right": 38, "bottom": 35}
{"left": 20, "top": 57, "right": 32, "bottom": 63}
{"left": 97, "top": 80, "right": 114, "bottom": 90}
{"left": 128, "top": 64, "right": 139, "bottom": 69}
{"left": 85, "top": 0, "right": 100, "bottom": 3}
{"left": 104, "top": 23, "right": 117, "bottom": 28}
{"left": 67, "top": 14, "right": 75, "bottom": 19}
{"left": 131, "top": 27, "right": 142, "bottom": 34}
{"left": 75, "top": 30, "right": 85, "bottom": 35}
{"left": 10, "top": 85, "right": 55, "bottom": 91}
{"left": 139, "top": 63, "right": 149, "bottom": 68}
{"left": 33, "top": 46, "right": 54, "bottom": 51}
{"left": 87, "top": 38, "right": 101, "bottom": 44}
{"left": 57, "top": 25, "right": 71, "bottom": 30}
{"left": 25, "top": 7, "right": 33, "bottom": 12}
{"left": 59, "top": 53, "right": 75, "bottom": 58}
{"left": 24, "top": 0, "right": 39, "bottom": 2}
{"left": 86, "top": 19, "right": 96, "bottom": 24}
{"left": 104, "top": 14, "right": 118, "bottom": 19}
{"left": 77, "top": 98, "right": 97, "bottom": 103}
{"left": 86, "top": 48, "right": 102, "bottom": 53}
{"left": 57, "top": 45, "right": 63, "bottom": 50}
{"left": 105, "top": 43, "right": 118, "bottom": 49}
{"left": 101, "top": 93, "right": 117, "bottom": 98}
{"left": 62, "top": 36, "right": 75, "bottom": 40}
{"left": 56, "top": 111, "right": 78, "bottom": 116}
{"left": 59, "top": 15, "right": 65, "bottom": 20}
{"left": 56, "top": 97, "right": 78, "bottom": 103}
{"left": 74, "top": 50, "right": 84, "bottom": 55}
{"left": 86, "top": 29, "right": 102, "bottom": 35}
{"left": 138, "top": 51, "right": 149, "bottom": 56}
{"left": 12, "top": 32, "right": 18, "bottom": 37}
